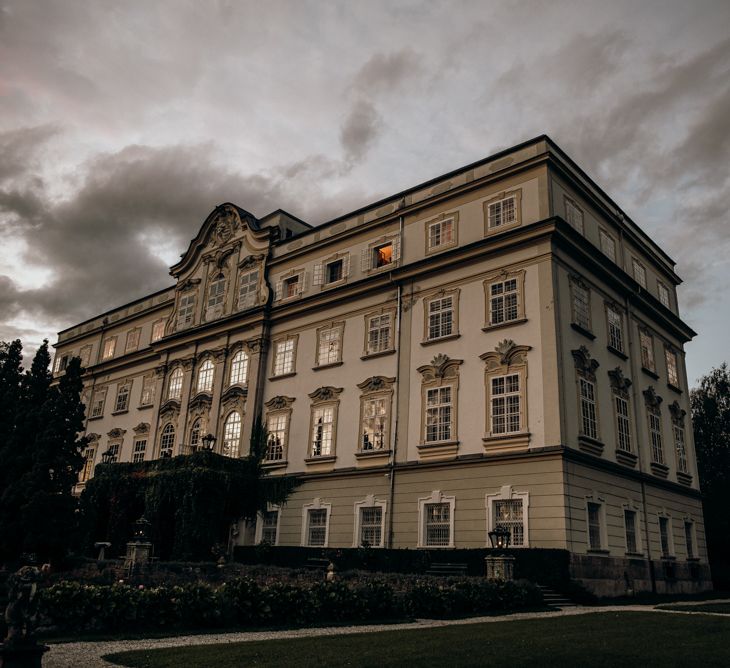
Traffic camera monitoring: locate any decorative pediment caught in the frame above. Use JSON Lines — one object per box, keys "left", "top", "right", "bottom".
{"left": 480, "top": 339, "right": 531, "bottom": 369}
{"left": 668, "top": 400, "right": 686, "bottom": 422}
{"left": 222, "top": 385, "right": 248, "bottom": 403}
{"left": 159, "top": 399, "right": 181, "bottom": 419}
{"left": 189, "top": 392, "right": 213, "bottom": 412}
{"left": 154, "top": 364, "right": 168, "bottom": 378}
{"left": 643, "top": 386, "right": 663, "bottom": 409}
{"left": 569, "top": 274, "right": 589, "bottom": 290}
{"left": 417, "top": 354, "right": 463, "bottom": 382}
{"left": 239, "top": 254, "right": 265, "bottom": 269}
{"left": 132, "top": 422, "right": 150, "bottom": 435}
{"left": 265, "top": 395, "right": 295, "bottom": 411}
{"left": 246, "top": 337, "right": 267, "bottom": 354}
{"left": 608, "top": 367, "right": 632, "bottom": 393}
{"left": 107, "top": 427, "right": 126, "bottom": 440}
{"left": 308, "top": 386, "right": 344, "bottom": 403}
{"left": 571, "top": 346, "right": 600, "bottom": 380}
{"left": 203, "top": 244, "right": 240, "bottom": 269}
{"left": 86, "top": 432, "right": 101, "bottom": 442}
{"left": 177, "top": 277, "right": 201, "bottom": 292}
{"left": 357, "top": 376, "right": 396, "bottom": 393}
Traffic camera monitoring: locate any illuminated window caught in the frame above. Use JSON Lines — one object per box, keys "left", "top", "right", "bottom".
{"left": 167, "top": 367, "right": 183, "bottom": 401}
{"left": 372, "top": 242, "right": 393, "bottom": 268}
{"left": 102, "top": 337, "right": 116, "bottom": 360}
{"left": 229, "top": 350, "right": 249, "bottom": 385}
{"left": 197, "top": 359, "right": 214, "bottom": 393}
{"left": 160, "top": 423, "right": 175, "bottom": 458}
{"left": 365, "top": 313, "right": 393, "bottom": 355}
{"left": 151, "top": 319, "right": 166, "bottom": 342}
{"left": 222, "top": 412, "right": 242, "bottom": 458}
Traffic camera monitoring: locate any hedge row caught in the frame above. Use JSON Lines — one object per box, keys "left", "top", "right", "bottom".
{"left": 38, "top": 576, "right": 543, "bottom": 633}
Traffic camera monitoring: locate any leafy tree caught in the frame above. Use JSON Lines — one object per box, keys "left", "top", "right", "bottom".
{"left": 691, "top": 363, "right": 730, "bottom": 588}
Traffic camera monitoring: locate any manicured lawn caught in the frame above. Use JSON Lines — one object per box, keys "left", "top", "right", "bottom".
{"left": 657, "top": 602, "right": 730, "bottom": 614}
{"left": 105, "top": 611, "right": 730, "bottom": 667}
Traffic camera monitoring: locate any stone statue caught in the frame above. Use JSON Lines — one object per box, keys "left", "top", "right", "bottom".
{"left": 3, "top": 566, "right": 44, "bottom": 647}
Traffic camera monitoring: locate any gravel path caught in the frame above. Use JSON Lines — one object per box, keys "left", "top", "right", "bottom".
{"left": 44, "top": 601, "right": 730, "bottom": 668}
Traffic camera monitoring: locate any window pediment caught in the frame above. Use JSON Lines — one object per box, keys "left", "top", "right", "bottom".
{"left": 308, "top": 386, "right": 344, "bottom": 403}
{"left": 480, "top": 339, "right": 531, "bottom": 370}
{"left": 133, "top": 422, "right": 150, "bottom": 435}
{"left": 608, "top": 367, "right": 632, "bottom": 393}
{"left": 265, "top": 395, "right": 295, "bottom": 410}
{"left": 357, "top": 376, "right": 396, "bottom": 393}
{"left": 571, "top": 345, "right": 600, "bottom": 380}
{"left": 417, "top": 354, "right": 463, "bottom": 382}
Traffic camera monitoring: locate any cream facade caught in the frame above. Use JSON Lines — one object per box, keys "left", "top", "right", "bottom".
{"left": 53, "top": 136, "right": 709, "bottom": 594}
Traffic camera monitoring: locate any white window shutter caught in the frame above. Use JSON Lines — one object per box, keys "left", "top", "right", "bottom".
{"left": 274, "top": 280, "right": 282, "bottom": 302}
{"left": 361, "top": 248, "right": 371, "bottom": 273}
{"left": 313, "top": 262, "right": 323, "bottom": 286}
{"left": 299, "top": 272, "right": 308, "bottom": 294}
{"left": 392, "top": 237, "right": 401, "bottom": 262}
{"left": 343, "top": 254, "right": 351, "bottom": 277}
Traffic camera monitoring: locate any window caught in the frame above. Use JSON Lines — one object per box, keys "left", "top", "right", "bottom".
{"left": 125, "top": 328, "right": 141, "bottom": 354}
{"left": 659, "top": 516, "right": 672, "bottom": 557}
{"left": 132, "top": 439, "right": 147, "bottom": 463}
{"left": 648, "top": 408, "right": 664, "bottom": 464}
{"left": 80, "top": 446, "right": 96, "bottom": 482}
{"left": 684, "top": 521, "right": 695, "bottom": 559}
{"left": 488, "top": 278, "right": 520, "bottom": 326}
{"left": 310, "top": 405, "right": 335, "bottom": 457}
{"left": 674, "top": 422, "right": 688, "bottom": 474}
{"left": 260, "top": 510, "right": 279, "bottom": 544}
{"left": 579, "top": 378, "right": 598, "bottom": 440}
{"left": 606, "top": 305, "right": 624, "bottom": 353}
{"left": 151, "top": 319, "right": 165, "bottom": 342}
{"left": 140, "top": 375, "right": 155, "bottom": 406}
{"left": 264, "top": 396, "right": 294, "bottom": 463}
{"left": 426, "top": 213, "right": 457, "bottom": 252}
{"left": 272, "top": 337, "right": 296, "bottom": 376}
{"left": 197, "top": 359, "right": 214, "bottom": 393}
{"left": 424, "top": 503, "right": 451, "bottom": 547}
{"left": 632, "top": 258, "right": 647, "bottom": 288}
{"left": 54, "top": 353, "right": 69, "bottom": 374}
{"left": 327, "top": 259, "right": 343, "bottom": 283}
{"left": 365, "top": 312, "right": 393, "bottom": 355}
{"left": 373, "top": 242, "right": 393, "bottom": 268}
{"left": 362, "top": 237, "right": 400, "bottom": 272}
{"left": 229, "top": 350, "right": 249, "bottom": 385}
{"left": 565, "top": 197, "right": 584, "bottom": 234}
{"left": 570, "top": 278, "right": 591, "bottom": 331}
{"left": 222, "top": 412, "right": 242, "bottom": 458}
{"left": 313, "top": 254, "right": 351, "bottom": 287}
{"left": 160, "top": 423, "right": 175, "bottom": 458}
{"left": 358, "top": 506, "right": 384, "bottom": 547}
{"left": 305, "top": 508, "right": 329, "bottom": 547}
{"left": 665, "top": 348, "right": 680, "bottom": 388}
{"left": 361, "top": 397, "right": 388, "bottom": 451}
{"left": 167, "top": 367, "right": 183, "bottom": 401}
{"left": 207, "top": 274, "right": 226, "bottom": 308}
{"left": 114, "top": 382, "right": 131, "bottom": 413}
{"left": 599, "top": 229, "right": 616, "bottom": 262}
{"left": 494, "top": 499, "right": 525, "bottom": 547}
{"left": 614, "top": 394, "right": 632, "bottom": 452}
{"left": 425, "top": 386, "right": 452, "bottom": 442}
{"left": 490, "top": 374, "right": 521, "bottom": 435}
{"left": 90, "top": 389, "right": 107, "bottom": 419}
{"left": 102, "top": 337, "right": 116, "bottom": 360}
{"left": 486, "top": 194, "right": 518, "bottom": 230}
{"left": 190, "top": 418, "right": 202, "bottom": 450}
{"left": 105, "top": 442, "right": 120, "bottom": 463}
{"left": 177, "top": 293, "right": 196, "bottom": 329}
{"left": 657, "top": 282, "right": 671, "bottom": 308}
{"left": 316, "top": 325, "right": 343, "bottom": 366}
{"left": 640, "top": 330, "right": 655, "bottom": 372}
{"left": 276, "top": 271, "right": 307, "bottom": 301}
{"left": 624, "top": 509, "right": 638, "bottom": 554}
{"left": 426, "top": 295, "right": 454, "bottom": 340}
{"left": 587, "top": 501, "right": 603, "bottom": 550}
{"left": 79, "top": 345, "right": 92, "bottom": 367}
{"left": 238, "top": 269, "right": 259, "bottom": 310}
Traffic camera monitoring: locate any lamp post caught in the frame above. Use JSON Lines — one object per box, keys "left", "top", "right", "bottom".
{"left": 485, "top": 526, "right": 515, "bottom": 581}
{"left": 101, "top": 448, "right": 115, "bottom": 464}
{"left": 201, "top": 433, "right": 216, "bottom": 451}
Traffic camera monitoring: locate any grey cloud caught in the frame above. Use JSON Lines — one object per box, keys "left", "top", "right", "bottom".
{"left": 352, "top": 48, "right": 423, "bottom": 95}
{"left": 340, "top": 100, "right": 381, "bottom": 163}
{"left": 0, "top": 125, "right": 58, "bottom": 182}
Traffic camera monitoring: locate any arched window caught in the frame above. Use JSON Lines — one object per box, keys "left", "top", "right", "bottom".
{"left": 222, "top": 412, "right": 242, "bottom": 458}
{"left": 190, "top": 418, "right": 202, "bottom": 450}
{"left": 229, "top": 350, "right": 249, "bottom": 386}
{"left": 207, "top": 273, "right": 226, "bottom": 308}
{"left": 167, "top": 367, "right": 183, "bottom": 401}
{"left": 197, "top": 359, "right": 214, "bottom": 393}
{"left": 160, "top": 423, "right": 175, "bottom": 458}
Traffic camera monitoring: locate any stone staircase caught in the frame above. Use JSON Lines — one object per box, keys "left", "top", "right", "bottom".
{"left": 537, "top": 584, "right": 579, "bottom": 609}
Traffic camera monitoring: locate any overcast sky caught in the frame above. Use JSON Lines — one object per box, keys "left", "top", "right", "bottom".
{"left": 1, "top": 0, "right": 729, "bottom": 384}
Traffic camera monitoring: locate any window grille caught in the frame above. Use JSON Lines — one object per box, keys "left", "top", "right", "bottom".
{"left": 132, "top": 439, "right": 147, "bottom": 463}
{"left": 197, "top": 359, "right": 214, "bottom": 393}
{"left": 640, "top": 331, "right": 655, "bottom": 371}
{"left": 424, "top": 502, "right": 451, "bottom": 546}
{"left": 238, "top": 270, "right": 259, "bottom": 309}
{"left": 207, "top": 275, "right": 226, "bottom": 308}
{"left": 152, "top": 319, "right": 166, "bottom": 342}
{"left": 607, "top": 306, "right": 623, "bottom": 352}
{"left": 318, "top": 328, "right": 341, "bottom": 366}
{"left": 599, "top": 230, "right": 616, "bottom": 261}
{"left": 648, "top": 409, "right": 664, "bottom": 463}
{"left": 167, "top": 368, "right": 183, "bottom": 400}
{"left": 307, "top": 509, "right": 327, "bottom": 546}
{"left": 428, "top": 217, "right": 455, "bottom": 249}
{"left": 494, "top": 499, "right": 524, "bottom": 546}
{"left": 359, "top": 507, "right": 383, "bottom": 547}
{"left": 190, "top": 418, "right": 202, "bottom": 450}
{"left": 632, "top": 259, "right": 647, "bottom": 288}
{"left": 572, "top": 282, "right": 591, "bottom": 330}
{"left": 115, "top": 383, "right": 130, "bottom": 412}
{"left": 565, "top": 199, "right": 584, "bottom": 233}
{"left": 665, "top": 350, "right": 679, "bottom": 387}
{"left": 177, "top": 294, "right": 196, "bottom": 329}
{"left": 160, "top": 424, "right": 175, "bottom": 457}
{"left": 140, "top": 376, "right": 155, "bottom": 405}
{"left": 674, "top": 424, "right": 688, "bottom": 473}
{"left": 261, "top": 510, "right": 278, "bottom": 544}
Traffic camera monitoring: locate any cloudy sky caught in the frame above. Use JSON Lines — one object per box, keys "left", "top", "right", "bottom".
{"left": 1, "top": 0, "right": 728, "bottom": 384}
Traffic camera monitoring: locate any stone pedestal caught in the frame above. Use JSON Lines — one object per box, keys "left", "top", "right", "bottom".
{"left": 0, "top": 643, "right": 49, "bottom": 668}
{"left": 485, "top": 554, "right": 515, "bottom": 581}
{"left": 124, "top": 541, "right": 152, "bottom": 571}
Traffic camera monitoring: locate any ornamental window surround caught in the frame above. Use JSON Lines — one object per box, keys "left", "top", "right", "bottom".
{"left": 572, "top": 346, "right": 601, "bottom": 447}
{"left": 79, "top": 345, "right": 92, "bottom": 367}
{"left": 106, "top": 428, "right": 125, "bottom": 463}
{"left": 417, "top": 490, "right": 455, "bottom": 548}
{"left": 159, "top": 423, "right": 175, "bottom": 458}
{"left": 483, "top": 269, "right": 526, "bottom": 329}
{"left": 417, "top": 355, "right": 463, "bottom": 452}
{"left": 176, "top": 292, "right": 197, "bottom": 330}
{"left": 357, "top": 376, "right": 395, "bottom": 454}
{"left": 423, "top": 288, "right": 460, "bottom": 342}
{"left": 238, "top": 267, "right": 260, "bottom": 310}
{"left": 599, "top": 228, "right": 617, "bottom": 262}
{"left": 167, "top": 367, "right": 184, "bottom": 401}
{"left": 564, "top": 196, "right": 584, "bottom": 234}
{"left": 196, "top": 358, "right": 215, "bottom": 394}
{"left": 151, "top": 318, "right": 166, "bottom": 342}
{"left": 353, "top": 495, "right": 387, "bottom": 548}
{"left": 274, "top": 269, "right": 307, "bottom": 301}
{"left": 315, "top": 322, "right": 345, "bottom": 367}
{"left": 271, "top": 335, "right": 298, "bottom": 377}
{"left": 484, "top": 189, "right": 522, "bottom": 234}
{"left": 264, "top": 396, "right": 295, "bottom": 465}
{"left": 228, "top": 349, "right": 249, "bottom": 386}
{"left": 314, "top": 252, "right": 351, "bottom": 288}
{"left": 669, "top": 401, "right": 689, "bottom": 476}
{"left": 363, "top": 308, "right": 396, "bottom": 357}
{"left": 486, "top": 485, "right": 529, "bottom": 548}
{"left": 114, "top": 381, "right": 132, "bottom": 413}
{"left": 102, "top": 336, "right": 117, "bottom": 360}
{"left": 307, "top": 386, "right": 343, "bottom": 460}
{"left": 89, "top": 387, "right": 107, "bottom": 419}
{"left": 301, "top": 498, "right": 331, "bottom": 547}
{"left": 361, "top": 234, "right": 401, "bottom": 273}
{"left": 256, "top": 506, "right": 280, "bottom": 545}
{"left": 608, "top": 368, "right": 633, "bottom": 456}
{"left": 222, "top": 411, "right": 242, "bottom": 458}
{"left": 425, "top": 211, "right": 458, "bottom": 254}
{"left": 125, "top": 328, "right": 141, "bottom": 354}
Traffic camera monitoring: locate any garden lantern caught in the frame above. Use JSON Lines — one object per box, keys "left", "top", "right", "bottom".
{"left": 101, "top": 448, "right": 115, "bottom": 464}
{"left": 488, "top": 526, "right": 511, "bottom": 550}
{"left": 201, "top": 433, "right": 216, "bottom": 451}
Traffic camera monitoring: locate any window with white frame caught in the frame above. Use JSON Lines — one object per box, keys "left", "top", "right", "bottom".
{"left": 427, "top": 215, "right": 456, "bottom": 252}
{"left": 365, "top": 312, "right": 393, "bottom": 355}
{"left": 114, "top": 382, "right": 131, "bottom": 413}
{"left": 657, "top": 282, "right": 671, "bottom": 309}
{"left": 140, "top": 375, "right": 155, "bottom": 406}
{"left": 229, "top": 350, "right": 249, "bottom": 385}
{"left": 316, "top": 255, "right": 351, "bottom": 287}
{"left": 238, "top": 269, "right": 259, "bottom": 310}
{"left": 207, "top": 274, "right": 226, "bottom": 309}
{"left": 599, "top": 229, "right": 616, "bottom": 262}
{"left": 272, "top": 338, "right": 296, "bottom": 376}
{"left": 167, "top": 367, "right": 183, "bottom": 401}
{"left": 614, "top": 393, "right": 632, "bottom": 452}
{"left": 488, "top": 278, "right": 519, "bottom": 326}
{"left": 579, "top": 378, "right": 599, "bottom": 440}
{"left": 132, "top": 439, "right": 147, "bottom": 463}
{"left": 424, "top": 502, "right": 451, "bottom": 547}
{"left": 361, "top": 396, "right": 388, "bottom": 451}
{"left": 673, "top": 421, "right": 688, "bottom": 474}
{"left": 260, "top": 509, "right": 279, "bottom": 544}
{"left": 426, "top": 295, "right": 454, "bottom": 340}
{"left": 659, "top": 515, "right": 673, "bottom": 557}
{"left": 665, "top": 348, "right": 680, "bottom": 388}
{"left": 587, "top": 501, "right": 604, "bottom": 550}
{"left": 305, "top": 508, "right": 329, "bottom": 547}
{"left": 197, "top": 359, "right": 214, "bottom": 393}
{"left": 606, "top": 305, "right": 624, "bottom": 353}
{"left": 316, "top": 326, "right": 343, "bottom": 366}
{"left": 624, "top": 509, "right": 639, "bottom": 553}
{"left": 490, "top": 374, "right": 521, "bottom": 435}
{"left": 177, "top": 293, "right": 196, "bottom": 330}
{"left": 189, "top": 418, "right": 202, "bottom": 450}
{"left": 648, "top": 407, "right": 664, "bottom": 464}
{"left": 425, "top": 386, "right": 453, "bottom": 442}
{"left": 265, "top": 412, "right": 289, "bottom": 462}
{"left": 684, "top": 521, "right": 695, "bottom": 559}
{"left": 640, "top": 330, "right": 655, "bottom": 372}
{"left": 359, "top": 506, "right": 384, "bottom": 547}
{"left": 570, "top": 277, "right": 591, "bottom": 331}
{"left": 310, "top": 404, "right": 335, "bottom": 457}
{"left": 632, "top": 258, "right": 647, "bottom": 288}
{"left": 159, "top": 423, "right": 175, "bottom": 457}
{"left": 151, "top": 319, "right": 166, "bottom": 342}
{"left": 102, "top": 337, "right": 116, "bottom": 360}
{"left": 222, "top": 411, "right": 242, "bottom": 458}
{"left": 362, "top": 237, "right": 401, "bottom": 273}
{"left": 80, "top": 445, "right": 96, "bottom": 482}
{"left": 486, "top": 194, "right": 517, "bottom": 230}
{"left": 125, "top": 328, "right": 141, "bottom": 354}
{"left": 494, "top": 498, "right": 525, "bottom": 547}
{"left": 90, "top": 389, "right": 107, "bottom": 419}
{"left": 565, "top": 197, "right": 584, "bottom": 234}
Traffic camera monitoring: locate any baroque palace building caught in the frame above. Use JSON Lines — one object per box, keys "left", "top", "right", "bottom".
{"left": 53, "top": 136, "right": 710, "bottom": 594}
